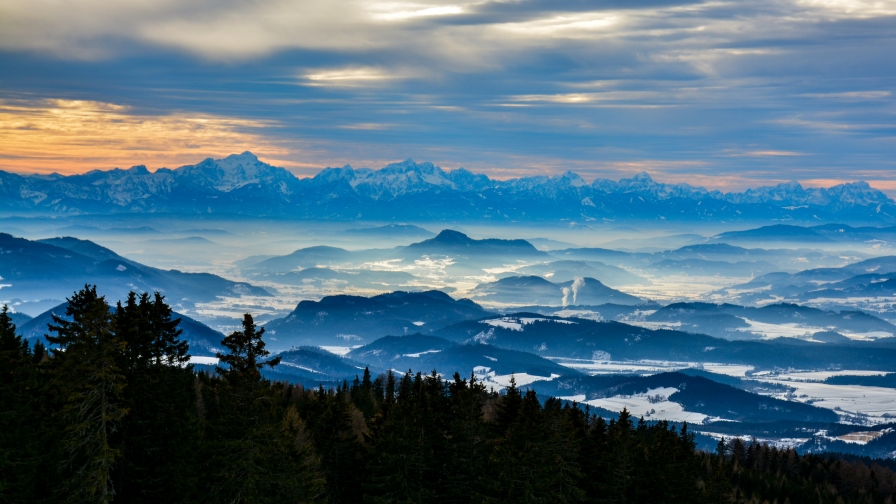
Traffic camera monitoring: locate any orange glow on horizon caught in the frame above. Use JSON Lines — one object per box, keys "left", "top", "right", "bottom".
{"left": 0, "top": 99, "right": 295, "bottom": 174}
{"left": 1, "top": 98, "right": 894, "bottom": 197}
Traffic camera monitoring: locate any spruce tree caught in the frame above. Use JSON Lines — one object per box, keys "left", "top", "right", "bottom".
{"left": 0, "top": 305, "right": 35, "bottom": 503}
{"left": 367, "top": 370, "right": 452, "bottom": 502}
{"left": 112, "top": 291, "right": 197, "bottom": 503}
{"left": 442, "top": 372, "right": 488, "bottom": 504}
{"left": 216, "top": 313, "right": 280, "bottom": 384}
{"left": 209, "top": 313, "right": 320, "bottom": 503}
{"left": 46, "top": 286, "right": 128, "bottom": 504}
{"left": 605, "top": 408, "right": 635, "bottom": 503}
{"left": 313, "top": 385, "right": 367, "bottom": 503}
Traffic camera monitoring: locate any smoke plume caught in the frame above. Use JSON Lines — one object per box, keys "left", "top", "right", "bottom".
{"left": 571, "top": 277, "right": 585, "bottom": 305}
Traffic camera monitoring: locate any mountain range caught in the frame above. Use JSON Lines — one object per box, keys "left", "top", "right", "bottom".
{"left": 645, "top": 302, "right": 896, "bottom": 341}
{"left": 2, "top": 152, "right": 894, "bottom": 223}
{"left": 0, "top": 233, "right": 270, "bottom": 316}
{"left": 263, "top": 290, "right": 491, "bottom": 348}
{"left": 434, "top": 314, "right": 896, "bottom": 371}
{"left": 717, "top": 256, "right": 896, "bottom": 306}
{"left": 469, "top": 276, "right": 642, "bottom": 306}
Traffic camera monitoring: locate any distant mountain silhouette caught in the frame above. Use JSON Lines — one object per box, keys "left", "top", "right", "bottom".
{"left": 2, "top": 152, "right": 893, "bottom": 223}
{"left": 470, "top": 276, "right": 642, "bottom": 306}
{"left": 263, "top": 290, "right": 491, "bottom": 348}
{"left": 245, "top": 230, "right": 547, "bottom": 275}
{"left": 404, "top": 229, "right": 546, "bottom": 257}
{"left": 0, "top": 233, "right": 270, "bottom": 316}
{"left": 344, "top": 224, "right": 434, "bottom": 239}
{"left": 346, "top": 334, "right": 574, "bottom": 379}
{"left": 646, "top": 302, "right": 896, "bottom": 340}
{"left": 17, "top": 302, "right": 225, "bottom": 356}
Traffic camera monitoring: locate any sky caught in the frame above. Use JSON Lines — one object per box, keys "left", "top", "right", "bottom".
{"left": 0, "top": 0, "right": 894, "bottom": 192}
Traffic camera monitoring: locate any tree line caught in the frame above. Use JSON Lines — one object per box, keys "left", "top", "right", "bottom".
{"left": 2, "top": 286, "right": 896, "bottom": 503}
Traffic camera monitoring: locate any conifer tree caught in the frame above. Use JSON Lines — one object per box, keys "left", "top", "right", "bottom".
{"left": 216, "top": 313, "right": 280, "bottom": 384}
{"left": 442, "top": 372, "right": 488, "bottom": 504}
{"left": 313, "top": 384, "right": 368, "bottom": 503}
{"left": 209, "top": 313, "right": 320, "bottom": 503}
{"left": 364, "top": 370, "right": 446, "bottom": 501}
{"left": 112, "top": 291, "right": 197, "bottom": 503}
{"left": 605, "top": 408, "right": 635, "bottom": 503}
{"left": 0, "top": 305, "right": 33, "bottom": 502}
{"left": 46, "top": 286, "right": 128, "bottom": 504}
{"left": 541, "top": 398, "right": 585, "bottom": 503}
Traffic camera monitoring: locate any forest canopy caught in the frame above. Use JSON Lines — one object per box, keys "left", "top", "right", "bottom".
{"left": 2, "top": 286, "right": 895, "bottom": 503}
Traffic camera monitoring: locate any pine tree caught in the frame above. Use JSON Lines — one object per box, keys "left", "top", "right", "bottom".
{"left": 111, "top": 291, "right": 198, "bottom": 503}
{"left": 208, "top": 313, "right": 320, "bottom": 503}
{"left": 46, "top": 286, "right": 128, "bottom": 504}
{"left": 313, "top": 385, "right": 368, "bottom": 503}
{"left": 541, "top": 399, "right": 585, "bottom": 503}
{"left": 365, "top": 371, "right": 447, "bottom": 503}
{"left": 281, "top": 404, "right": 326, "bottom": 498}
{"left": 0, "top": 305, "right": 34, "bottom": 502}
{"left": 216, "top": 313, "right": 280, "bottom": 384}
{"left": 441, "top": 372, "right": 488, "bottom": 504}
{"left": 605, "top": 408, "right": 635, "bottom": 503}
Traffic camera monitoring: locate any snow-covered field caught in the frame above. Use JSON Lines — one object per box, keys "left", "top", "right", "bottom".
{"left": 623, "top": 274, "right": 747, "bottom": 302}
{"left": 756, "top": 380, "right": 896, "bottom": 425}
{"left": 754, "top": 369, "right": 888, "bottom": 382}
{"left": 473, "top": 366, "right": 559, "bottom": 391}
{"left": 319, "top": 346, "right": 358, "bottom": 356}
{"left": 549, "top": 357, "right": 696, "bottom": 375}
{"left": 551, "top": 309, "right": 604, "bottom": 321}
{"left": 550, "top": 358, "right": 757, "bottom": 377}
{"left": 560, "top": 387, "right": 714, "bottom": 423}
{"left": 736, "top": 318, "right": 823, "bottom": 339}
{"left": 401, "top": 349, "right": 442, "bottom": 358}
{"left": 481, "top": 317, "right": 576, "bottom": 331}
{"left": 697, "top": 431, "right": 811, "bottom": 450}
{"left": 701, "top": 364, "right": 755, "bottom": 377}
{"left": 549, "top": 357, "right": 896, "bottom": 425}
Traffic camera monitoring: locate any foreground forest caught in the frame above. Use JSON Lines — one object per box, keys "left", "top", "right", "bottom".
{"left": 2, "top": 287, "right": 896, "bottom": 504}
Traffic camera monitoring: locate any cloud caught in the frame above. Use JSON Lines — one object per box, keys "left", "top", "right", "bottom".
{"left": 338, "top": 123, "right": 397, "bottom": 130}
{"left": 0, "top": 0, "right": 895, "bottom": 187}
{"left": 371, "top": 4, "right": 466, "bottom": 21}
{"left": 734, "top": 150, "right": 806, "bottom": 157}
{"left": 0, "top": 99, "right": 293, "bottom": 174}
{"left": 802, "top": 91, "right": 891, "bottom": 99}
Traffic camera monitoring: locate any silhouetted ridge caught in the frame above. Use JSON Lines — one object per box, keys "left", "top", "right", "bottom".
{"left": 405, "top": 230, "right": 544, "bottom": 256}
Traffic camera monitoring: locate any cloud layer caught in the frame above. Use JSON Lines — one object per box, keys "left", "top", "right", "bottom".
{"left": 0, "top": 0, "right": 893, "bottom": 190}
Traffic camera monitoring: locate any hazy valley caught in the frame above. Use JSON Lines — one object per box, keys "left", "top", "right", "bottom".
{"left": 5, "top": 153, "right": 896, "bottom": 462}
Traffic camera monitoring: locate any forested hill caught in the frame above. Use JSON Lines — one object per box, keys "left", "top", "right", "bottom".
{"left": 2, "top": 288, "right": 896, "bottom": 503}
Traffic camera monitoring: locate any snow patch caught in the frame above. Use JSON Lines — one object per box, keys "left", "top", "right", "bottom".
{"left": 402, "top": 349, "right": 442, "bottom": 358}
{"left": 481, "top": 317, "right": 576, "bottom": 331}
{"left": 473, "top": 366, "right": 560, "bottom": 391}
{"left": 562, "top": 387, "right": 716, "bottom": 423}
{"left": 188, "top": 356, "right": 219, "bottom": 366}
{"left": 320, "top": 346, "right": 359, "bottom": 356}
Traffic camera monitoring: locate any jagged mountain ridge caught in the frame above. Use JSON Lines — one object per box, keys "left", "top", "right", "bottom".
{"left": 1, "top": 152, "right": 893, "bottom": 222}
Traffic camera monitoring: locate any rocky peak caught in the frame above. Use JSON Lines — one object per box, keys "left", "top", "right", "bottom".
{"left": 174, "top": 151, "right": 294, "bottom": 192}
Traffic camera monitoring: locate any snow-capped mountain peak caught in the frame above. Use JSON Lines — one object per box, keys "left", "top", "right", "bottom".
{"left": 1, "top": 152, "right": 893, "bottom": 222}
{"left": 174, "top": 151, "right": 294, "bottom": 193}
{"left": 347, "top": 159, "right": 457, "bottom": 200}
